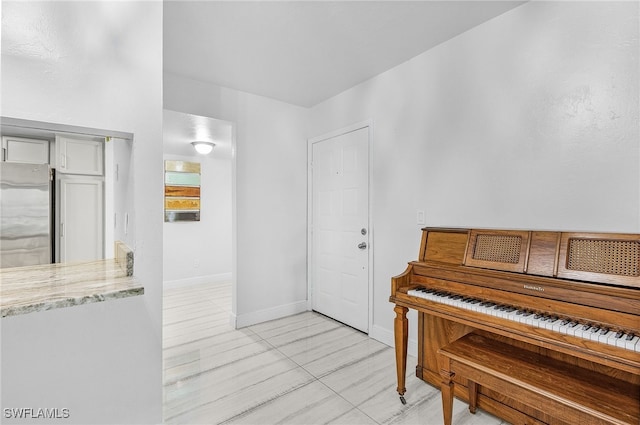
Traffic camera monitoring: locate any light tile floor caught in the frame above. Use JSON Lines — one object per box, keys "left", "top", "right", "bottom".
{"left": 163, "top": 282, "right": 505, "bottom": 425}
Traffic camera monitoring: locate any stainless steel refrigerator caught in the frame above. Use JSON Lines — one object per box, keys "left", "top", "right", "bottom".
{"left": 0, "top": 162, "right": 52, "bottom": 268}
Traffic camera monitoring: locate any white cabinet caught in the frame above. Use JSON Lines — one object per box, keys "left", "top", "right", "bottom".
{"left": 56, "top": 136, "right": 103, "bottom": 175}
{"left": 2, "top": 136, "right": 50, "bottom": 164}
{"left": 57, "top": 175, "right": 104, "bottom": 263}
{"left": 54, "top": 135, "right": 106, "bottom": 263}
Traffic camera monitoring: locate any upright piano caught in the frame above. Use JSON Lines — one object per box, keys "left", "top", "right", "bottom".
{"left": 390, "top": 228, "right": 640, "bottom": 424}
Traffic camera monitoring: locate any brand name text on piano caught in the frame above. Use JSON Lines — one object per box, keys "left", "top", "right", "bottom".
{"left": 523, "top": 285, "right": 545, "bottom": 292}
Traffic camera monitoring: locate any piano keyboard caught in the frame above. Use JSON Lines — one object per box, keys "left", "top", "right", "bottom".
{"left": 407, "top": 286, "right": 640, "bottom": 352}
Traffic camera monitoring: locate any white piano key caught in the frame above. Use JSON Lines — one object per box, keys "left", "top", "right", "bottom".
{"left": 615, "top": 334, "right": 629, "bottom": 349}
{"left": 504, "top": 311, "right": 520, "bottom": 322}
{"left": 624, "top": 335, "right": 639, "bottom": 351}
{"left": 566, "top": 323, "right": 581, "bottom": 337}
{"left": 557, "top": 323, "right": 573, "bottom": 335}
{"left": 588, "top": 328, "right": 601, "bottom": 341}
{"left": 597, "top": 329, "right": 611, "bottom": 344}
{"left": 515, "top": 312, "right": 529, "bottom": 324}
{"left": 605, "top": 332, "right": 622, "bottom": 347}
{"left": 551, "top": 320, "right": 564, "bottom": 333}
{"left": 406, "top": 286, "right": 637, "bottom": 353}
{"left": 542, "top": 318, "right": 556, "bottom": 330}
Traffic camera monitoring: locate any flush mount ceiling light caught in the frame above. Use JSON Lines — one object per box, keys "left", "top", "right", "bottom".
{"left": 191, "top": 141, "right": 215, "bottom": 155}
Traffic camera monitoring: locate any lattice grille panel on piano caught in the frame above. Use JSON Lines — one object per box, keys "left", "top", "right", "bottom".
{"left": 473, "top": 235, "right": 522, "bottom": 264}
{"left": 567, "top": 239, "right": 640, "bottom": 277}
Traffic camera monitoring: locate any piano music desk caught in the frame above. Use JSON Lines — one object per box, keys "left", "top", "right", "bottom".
{"left": 438, "top": 333, "right": 640, "bottom": 425}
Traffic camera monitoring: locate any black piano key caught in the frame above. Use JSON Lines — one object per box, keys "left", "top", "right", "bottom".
{"left": 615, "top": 330, "right": 625, "bottom": 338}
{"left": 568, "top": 322, "right": 579, "bottom": 328}
{"left": 582, "top": 324, "right": 592, "bottom": 331}
{"left": 560, "top": 319, "right": 570, "bottom": 325}
{"left": 599, "top": 328, "right": 610, "bottom": 335}
{"left": 589, "top": 327, "right": 600, "bottom": 333}
{"left": 547, "top": 317, "right": 559, "bottom": 323}
{"left": 625, "top": 333, "right": 636, "bottom": 341}
{"left": 534, "top": 313, "right": 543, "bottom": 319}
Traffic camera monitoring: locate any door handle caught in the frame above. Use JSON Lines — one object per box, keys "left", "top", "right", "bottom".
{"left": 358, "top": 242, "right": 367, "bottom": 250}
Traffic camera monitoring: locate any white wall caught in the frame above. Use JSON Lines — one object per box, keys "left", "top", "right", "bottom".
{"left": 164, "top": 73, "right": 309, "bottom": 327}
{"left": 309, "top": 1, "right": 639, "bottom": 352}
{"left": 1, "top": 2, "right": 163, "bottom": 423}
{"left": 163, "top": 153, "right": 232, "bottom": 285}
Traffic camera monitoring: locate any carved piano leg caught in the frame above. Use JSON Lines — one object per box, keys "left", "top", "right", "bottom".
{"left": 468, "top": 380, "right": 478, "bottom": 414}
{"left": 394, "top": 305, "right": 408, "bottom": 404}
{"left": 440, "top": 360, "right": 455, "bottom": 425}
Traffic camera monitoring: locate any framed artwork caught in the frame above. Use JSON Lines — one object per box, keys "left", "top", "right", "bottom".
{"left": 164, "top": 160, "right": 201, "bottom": 222}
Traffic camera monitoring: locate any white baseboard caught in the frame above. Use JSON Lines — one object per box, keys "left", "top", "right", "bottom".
{"left": 234, "top": 300, "right": 308, "bottom": 328}
{"left": 163, "top": 272, "right": 232, "bottom": 289}
{"left": 229, "top": 311, "right": 237, "bottom": 329}
{"left": 369, "top": 324, "right": 418, "bottom": 358}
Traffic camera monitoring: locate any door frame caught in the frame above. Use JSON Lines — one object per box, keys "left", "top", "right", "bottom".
{"left": 307, "top": 120, "right": 374, "bottom": 333}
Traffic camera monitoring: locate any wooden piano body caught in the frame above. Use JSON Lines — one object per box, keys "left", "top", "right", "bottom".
{"left": 390, "top": 228, "right": 640, "bottom": 424}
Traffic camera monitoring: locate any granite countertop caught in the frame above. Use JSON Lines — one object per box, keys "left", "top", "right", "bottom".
{"left": 0, "top": 259, "right": 143, "bottom": 318}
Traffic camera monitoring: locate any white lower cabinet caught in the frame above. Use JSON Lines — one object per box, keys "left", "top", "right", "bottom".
{"left": 57, "top": 175, "right": 104, "bottom": 263}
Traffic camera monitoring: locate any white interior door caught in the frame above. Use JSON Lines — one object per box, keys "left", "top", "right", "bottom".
{"left": 311, "top": 126, "right": 369, "bottom": 333}
{"left": 58, "top": 176, "right": 104, "bottom": 262}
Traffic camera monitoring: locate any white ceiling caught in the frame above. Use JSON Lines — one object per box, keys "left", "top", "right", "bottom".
{"left": 163, "top": 1, "right": 525, "bottom": 108}
{"left": 163, "top": 109, "right": 233, "bottom": 158}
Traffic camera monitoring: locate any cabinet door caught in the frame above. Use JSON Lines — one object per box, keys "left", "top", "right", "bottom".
{"left": 58, "top": 176, "right": 104, "bottom": 263}
{"left": 57, "top": 136, "right": 104, "bottom": 175}
{"left": 2, "top": 136, "right": 50, "bottom": 163}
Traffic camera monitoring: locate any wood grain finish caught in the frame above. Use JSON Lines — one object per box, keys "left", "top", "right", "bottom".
{"left": 165, "top": 198, "right": 200, "bottom": 210}
{"left": 165, "top": 185, "right": 200, "bottom": 197}
{"left": 557, "top": 232, "right": 640, "bottom": 288}
{"left": 526, "top": 231, "right": 560, "bottom": 277}
{"left": 423, "top": 229, "right": 469, "bottom": 264}
{"left": 394, "top": 305, "right": 408, "bottom": 396}
{"left": 390, "top": 227, "right": 640, "bottom": 425}
{"left": 463, "top": 229, "right": 530, "bottom": 273}
{"left": 439, "top": 333, "right": 640, "bottom": 425}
